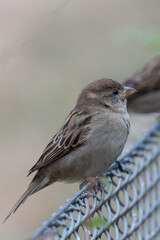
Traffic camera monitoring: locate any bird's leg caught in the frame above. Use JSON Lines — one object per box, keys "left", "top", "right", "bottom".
{"left": 106, "top": 159, "right": 131, "bottom": 176}
{"left": 114, "top": 160, "right": 130, "bottom": 174}
{"left": 79, "top": 177, "right": 99, "bottom": 194}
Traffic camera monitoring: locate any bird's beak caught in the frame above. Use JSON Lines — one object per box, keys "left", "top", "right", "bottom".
{"left": 122, "top": 86, "right": 137, "bottom": 99}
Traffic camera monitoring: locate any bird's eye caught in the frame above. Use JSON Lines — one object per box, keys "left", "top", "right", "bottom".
{"left": 113, "top": 89, "right": 119, "bottom": 95}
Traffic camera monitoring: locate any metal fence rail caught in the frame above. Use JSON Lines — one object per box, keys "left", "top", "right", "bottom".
{"left": 31, "top": 119, "right": 160, "bottom": 240}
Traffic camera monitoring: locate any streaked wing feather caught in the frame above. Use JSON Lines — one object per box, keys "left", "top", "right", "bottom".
{"left": 28, "top": 109, "right": 92, "bottom": 176}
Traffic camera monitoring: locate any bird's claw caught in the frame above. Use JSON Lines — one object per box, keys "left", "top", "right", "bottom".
{"left": 115, "top": 160, "right": 130, "bottom": 174}
{"left": 80, "top": 177, "right": 99, "bottom": 194}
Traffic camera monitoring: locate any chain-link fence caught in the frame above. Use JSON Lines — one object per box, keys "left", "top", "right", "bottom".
{"left": 31, "top": 119, "right": 160, "bottom": 240}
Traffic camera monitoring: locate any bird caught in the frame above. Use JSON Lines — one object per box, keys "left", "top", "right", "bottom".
{"left": 123, "top": 56, "right": 160, "bottom": 113}
{"left": 4, "top": 78, "right": 136, "bottom": 222}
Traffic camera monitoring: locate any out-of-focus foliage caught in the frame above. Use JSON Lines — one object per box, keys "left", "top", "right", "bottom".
{"left": 123, "top": 28, "right": 160, "bottom": 52}
{"left": 84, "top": 217, "right": 109, "bottom": 229}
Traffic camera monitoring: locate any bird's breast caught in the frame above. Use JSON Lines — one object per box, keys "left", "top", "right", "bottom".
{"left": 85, "top": 111, "right": 130, "bottom": 176}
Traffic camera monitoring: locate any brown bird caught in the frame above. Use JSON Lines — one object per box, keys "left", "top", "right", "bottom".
{"left": 124, "top": 56, "right": 160, "bottom": 113}
{"left": 4, "top": 78, "right": 136, "bottom": 222}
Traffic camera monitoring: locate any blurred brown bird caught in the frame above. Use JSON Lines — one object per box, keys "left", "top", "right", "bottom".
{"left": 124, "top": 56, "right": 160, "bottom": 113}
{"left": 4, "top": 78, "right": 135, "bottom": 222}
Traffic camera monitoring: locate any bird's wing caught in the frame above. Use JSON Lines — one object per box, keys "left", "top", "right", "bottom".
{"left": 28, "top": 109, "right": 92, "bottom": 175}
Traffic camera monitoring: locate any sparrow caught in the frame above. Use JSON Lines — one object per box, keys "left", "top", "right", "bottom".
{"left": 124, "top": 56, "right": 160, "bottom": 113}
{"left": 4, "top": 78, "right": 136, "bottom": 222}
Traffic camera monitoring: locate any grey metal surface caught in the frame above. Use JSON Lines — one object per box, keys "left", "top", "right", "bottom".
{"left": 31, "top": 119, "right": 160, "bottom": 240}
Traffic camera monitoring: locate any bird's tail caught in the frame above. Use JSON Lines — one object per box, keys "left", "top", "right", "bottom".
{"left": 3, "top": 176, "right": 49, "bottom": 223}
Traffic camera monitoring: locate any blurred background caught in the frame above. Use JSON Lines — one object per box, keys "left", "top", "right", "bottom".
{"left": 1, "top": 0, "right": 160, "bottom": 239}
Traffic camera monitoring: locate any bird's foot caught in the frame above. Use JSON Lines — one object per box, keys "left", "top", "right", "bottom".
{"left": 107, "top": 159, "right": 131, "bottom": 176}
{"left": 115, "top": 160, "right": 130, "bottom": 174}
{"left": 80, "top": 177, "right": 99, "bottom": 194}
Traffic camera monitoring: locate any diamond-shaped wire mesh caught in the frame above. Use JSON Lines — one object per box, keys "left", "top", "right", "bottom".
{"left": 31, "top": 119, "right": 160, "bottom": 240}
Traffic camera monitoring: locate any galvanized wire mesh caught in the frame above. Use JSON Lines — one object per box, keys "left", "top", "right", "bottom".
{"left": 31, "top": 119, "right": 160, "bottom": 240}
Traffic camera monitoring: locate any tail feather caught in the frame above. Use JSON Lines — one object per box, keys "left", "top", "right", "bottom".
{"left": 3, "top": 183, "right": 39, "bottom": 223}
